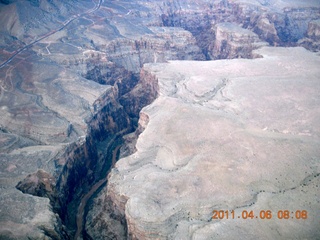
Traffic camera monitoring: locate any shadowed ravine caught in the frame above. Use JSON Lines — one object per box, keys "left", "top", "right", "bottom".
{"left": 51, "top": 69, "right": 158, "bottom": 238}
{"left": 74, "top": 144, "right": 121, "bottom": 240}
{"left": 0, "top": 0, "right": 319, "bottom": 239}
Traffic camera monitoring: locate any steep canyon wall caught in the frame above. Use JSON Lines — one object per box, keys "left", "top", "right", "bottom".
{"left": 0, "top": 0, "right": 319, "bottom": 239}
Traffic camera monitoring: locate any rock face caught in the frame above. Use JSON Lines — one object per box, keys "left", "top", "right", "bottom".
{"left": 0, "top": 0, "right": 320, "bottom": 239}
{"left": 101, "top": 27, "right": 205, "bottom": 73}
{"left": 300, "top": 20, "right": 320, "bottom": 51}
{"left": 105, "top": 47, "right": 320, "bottom": 239}
{"left": 210, "top": 22, "right": 268, "bottom": 59}
{"left": 227, "top": 0, "right": 320, "bottom": 44}
{"left": 307, "top": 19, "right": 320, "bottom": 40}
{"left": 16, "top": 169, "right": 55, "bottom": 198}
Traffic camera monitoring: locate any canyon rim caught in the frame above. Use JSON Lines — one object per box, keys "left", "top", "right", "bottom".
{"left": 0, "top": 0, "right": 320, "bottom": 239}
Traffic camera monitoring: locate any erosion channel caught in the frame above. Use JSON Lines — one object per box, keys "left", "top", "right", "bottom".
{"left": 0, "top": 0, "right": 320, "bottom": 239}
{"left": 74, "top": 144, "right": 121, "bottom": 240}
{"left": 51, "top": 68, "right": 159, "bottom": 239}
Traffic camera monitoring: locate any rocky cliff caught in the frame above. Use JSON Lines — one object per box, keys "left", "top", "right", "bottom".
{"left": 154, "top": 0, "right": 320, "bottom": 56}
{"left": 83, "top": 70, "right": 159, "bottom": 239}
{"left": 104, "top": 46, "right": 320, "bottom": 239}
{"left": 300, "top": 19, "right": 320, "bottom": 51}
{"left": 210, "top": 22, "right": 268, "bottom": 59}
{"left": 0, "top": 0, "right": 320, "bottom": 239}
{"left": 52, "top": 70, "right": 159, "bottom": 236}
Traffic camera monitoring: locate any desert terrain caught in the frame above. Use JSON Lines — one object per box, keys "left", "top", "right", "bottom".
{"left": 0, "top": 0, "right": 319, "bottom": 239}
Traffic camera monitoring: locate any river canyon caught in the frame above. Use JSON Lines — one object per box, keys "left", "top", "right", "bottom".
{"left": 0, "top": 0, "right": 320, "bottom": 239}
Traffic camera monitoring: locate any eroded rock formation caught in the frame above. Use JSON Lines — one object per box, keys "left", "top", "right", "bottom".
{"left": 210, "top": 22, "right": 268, "bottom": 59}
{"left": 0, "top": 0, "right": 319, "bottom": 239}
{"left": 103, "top": 47, "right": 320, "bottom": 239}
{"left": 300, "top": 19, "right": 320, "bottom": 51}
{"left": 16, "top": 169, "right": 55, "bottom": 198}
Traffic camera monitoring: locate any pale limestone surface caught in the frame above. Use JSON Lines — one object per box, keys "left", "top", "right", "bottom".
{"left": 108, "top": 47, "right": 320, "bottom": 239}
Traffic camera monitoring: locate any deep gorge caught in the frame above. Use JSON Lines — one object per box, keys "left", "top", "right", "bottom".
{"left": 1, "top": 0, "right": 319, "bottom": 239}
{"left": 42, "top": 3, "right": 320, "bottom": 238}
{"left": 50, "top": 65, "right": 159, "bottom": 238}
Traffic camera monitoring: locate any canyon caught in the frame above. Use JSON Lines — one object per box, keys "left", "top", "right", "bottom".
{"left": 0, "top": 0, "right": 319, "bottom": 239}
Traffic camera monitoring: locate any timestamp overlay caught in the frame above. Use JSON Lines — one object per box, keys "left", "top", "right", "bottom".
{"left": 212, "top": 209, "right": 308, "bottom": 220}
{"left": 208, "top": 187, "right": 320, "bottom": 239}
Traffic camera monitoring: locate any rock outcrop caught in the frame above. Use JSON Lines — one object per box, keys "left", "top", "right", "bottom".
{"left": 16, "top": 169, "right": 55, "bottom": 198}
{"left": 102, "top": 27, "right": 205, "bottom": 73}
{"left": 227, "top": 0, "right": 320, "bottom": 44}
{"left": 210, "top": 22, "right": 268, "bottom": 59}
{"left": 307, "top": 19, "right": 320, "bottom": 41}
{"left": 103, "top": 47, "right": 320, "bottom": 239}
{"left": 299, "top": 19, "right": 320, "bottom": 51}
{"left": 0, "top": 0, "right": 320, "bottom": 239}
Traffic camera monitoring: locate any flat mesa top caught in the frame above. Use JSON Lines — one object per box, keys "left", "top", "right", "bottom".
{"left": 110, "top": 46, "right": 320, "bottom": 239}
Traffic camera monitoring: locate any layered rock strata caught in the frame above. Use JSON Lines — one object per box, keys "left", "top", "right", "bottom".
{"left": 0, "top": 51, "right": 159, "bottom": 239}
{"left": 0, "top": 1, "right": 202, "bottom": 238}
{"left": 99, "top": 47, "right": 320, "bottom": 239}
{"left": 299, "top": 20, "right": 320, "bottom": 51}
{"left": 210, "top": 22, "right": 268, "bottom": 59}
{"left": 157, "top": 0, "right": 320, "bottom": 57}
{"left": 0, "top": 0, "right": 320, "bottom": 239}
